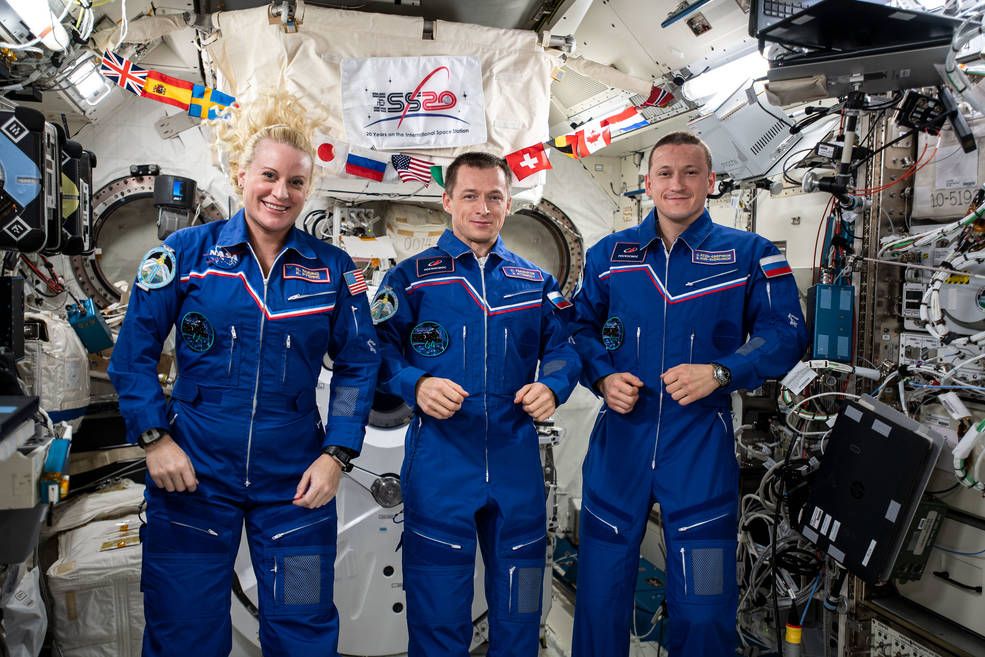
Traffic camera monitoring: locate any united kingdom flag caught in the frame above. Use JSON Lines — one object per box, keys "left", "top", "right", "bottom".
{"left": 100, "top": 50, "right": 148, "bottom": 96}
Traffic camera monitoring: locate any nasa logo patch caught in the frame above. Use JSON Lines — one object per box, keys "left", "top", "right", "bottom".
{"left": 206, "top": 245, "right": 240, "bottom": 269}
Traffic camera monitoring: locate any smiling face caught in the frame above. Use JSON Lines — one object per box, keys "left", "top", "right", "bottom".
{"left": 644, "top": 142, "right": 716, "bottom": 229}
{"left": 442, "top": 164, "right": 512, "bottom": 255}
{"left": 236, "top": 138, "right": 312, "bottom": 243}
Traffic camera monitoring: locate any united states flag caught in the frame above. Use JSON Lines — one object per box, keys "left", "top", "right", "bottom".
{"left": 344, "top": 269, "right": 368, "bottom": 295}
{"left": 100, "top": 50, "right": 148, "bottom": 96}
{"left": 391, "top": 153, "right": 434, "bottom": 186}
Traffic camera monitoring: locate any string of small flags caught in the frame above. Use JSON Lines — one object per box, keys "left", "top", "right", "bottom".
{"left": 99, "top": 49, "right": 237, "bottom": 120}
{"left": 504, "top": 88, "right": 676, "bottom": 182}
{"left": 101, "top": 47, "right": 675, "bottom": 187}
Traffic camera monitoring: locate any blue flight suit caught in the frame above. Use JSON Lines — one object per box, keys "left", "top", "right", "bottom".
{"left": 570, "top": 210, "right": 807, "bottom": 657}
{"left": 373, "top": 230, "right": 581, "bottom": 657}
{"left": 108, "top": 210, "right": 379, "bottom": 657}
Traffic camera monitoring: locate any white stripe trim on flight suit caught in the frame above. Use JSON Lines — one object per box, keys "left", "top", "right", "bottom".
{"left": 405, "top": 275, "right": 543, "bottom": 315}
{"left": 181, "top": 269, "right": 336, "bottom": 320}
{"left": 598, "top": 264, "right": 749, "bottom": 304}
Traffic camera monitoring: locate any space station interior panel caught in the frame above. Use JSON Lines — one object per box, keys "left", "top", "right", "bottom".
{"left": 207, "top": 6, "right": 556, "bottom": 160}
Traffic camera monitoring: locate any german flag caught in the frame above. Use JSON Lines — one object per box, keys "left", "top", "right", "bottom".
{"left": 141, "top": 71, "right": 193, "bottom": 110}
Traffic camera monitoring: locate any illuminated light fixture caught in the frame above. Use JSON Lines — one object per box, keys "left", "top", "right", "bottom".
{"left": 64, "top": 52, "right": 111, "bottom": 106}
{"left": 6, "top": 0, "right": 71, "bottom": 51}
{"left": 682, "top": 51, "right": 769, "bottom": 103}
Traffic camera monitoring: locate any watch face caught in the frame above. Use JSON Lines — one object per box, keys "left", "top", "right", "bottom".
{"left": 140, "top": 429, "right": 162, "bottom": 446}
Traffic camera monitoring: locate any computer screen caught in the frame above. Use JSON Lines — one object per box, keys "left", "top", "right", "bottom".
{"left": 759, "top": 0, "right": 961, "bottom": 55}
{"left": 760, "top": 0, "right": 962, "bottom": 97}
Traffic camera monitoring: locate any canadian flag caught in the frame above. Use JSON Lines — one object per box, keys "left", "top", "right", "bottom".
{"left": 574, "top": 119, "right": 611, "bottom": 158}
{"left": 505, "top": 143, "right": 552, "bottom": 181}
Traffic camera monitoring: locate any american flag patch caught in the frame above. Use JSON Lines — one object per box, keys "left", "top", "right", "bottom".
{"left": 760, "top": 254, "right": 792, "bottom": 278}
{"left": 344, "top": 269, "right": 368, "bottom": 295}
{"left": 548, "top": 291, "right": 573, "bottom": 310}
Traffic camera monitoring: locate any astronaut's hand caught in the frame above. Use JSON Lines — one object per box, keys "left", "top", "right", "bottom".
{"left": 599, "top": 372, "right": 644, "bottom": 414}
{"left": 293, "top": 454, "right": 342, "bottom": 508}
{"left": 145, "top": 435, "right": 198, "bottom": 493}
{"left": 514, "top": 382, "right": 556, "bottom": 421}
{"left": 415, "top": 376, "right": 469, "bottom": 420}
{"left": 661, "top": 363, "right": 718, "bottom": 406}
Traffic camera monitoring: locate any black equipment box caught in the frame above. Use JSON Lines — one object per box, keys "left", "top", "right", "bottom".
{"left": 0, "top": 107, "right": 59, "bottom": 253}
{"left": 53, "top": 123, "right": 95, "bottom": 255}
{"left": 798, "top": 395, "right": 943, "bottom": 584}
{"left": 0, "top": 276, "right": 24, "bottom": 360}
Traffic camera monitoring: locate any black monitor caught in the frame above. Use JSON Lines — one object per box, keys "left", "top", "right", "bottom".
{"left": 760, "top": 0, "right": 961, "bottom": 55}
{"left": 762, "top": 0, "right": 963, "bottom": 97}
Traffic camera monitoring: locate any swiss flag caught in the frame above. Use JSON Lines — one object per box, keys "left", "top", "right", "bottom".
{"left": 505, "top": 143, "right": 552, "bottom": 181}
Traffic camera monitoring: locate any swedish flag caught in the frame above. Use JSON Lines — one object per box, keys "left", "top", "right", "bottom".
{"left": 188, "top": 85, "right": 236, "bottom": 120}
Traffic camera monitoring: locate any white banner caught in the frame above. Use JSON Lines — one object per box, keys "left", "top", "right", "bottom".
{"left": 341, "top": 55, "right": 487, "bottom": 150}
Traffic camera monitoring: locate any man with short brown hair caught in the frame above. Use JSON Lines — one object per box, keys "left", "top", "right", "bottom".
{"left": 570, "top": 132, "right": 807, "bottom": 657}
{"left": 373, "top": 152, "right": 581, "bottom": 657}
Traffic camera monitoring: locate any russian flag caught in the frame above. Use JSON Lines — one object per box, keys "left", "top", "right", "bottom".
{"left": 601, "top": 107, "right": 648, "bottom": 136}
{"left": 345, "top": 151, "right": 387, "bottom": 182}
{"left": 760, "top": 254, "right": 793, "bottom": 278}
{"left": 548, "top": 290, "right": 573, "bottom": 310}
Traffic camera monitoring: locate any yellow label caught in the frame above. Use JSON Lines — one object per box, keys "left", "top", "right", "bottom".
{"left": 99, "top": 535, "right": 140, "bottom": 551}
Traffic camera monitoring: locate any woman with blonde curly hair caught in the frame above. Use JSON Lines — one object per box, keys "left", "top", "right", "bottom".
{"left": 109, "top": 92, "right": 380, "bottom": 657}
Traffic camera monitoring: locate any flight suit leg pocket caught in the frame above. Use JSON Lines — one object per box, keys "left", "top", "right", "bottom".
{"left": 500, "top": 530, "right": 547, "bottom": 619}
{"left": 265, "top": 544, "right": 336, "bottom": 616}
{"left": 403, "top": 526, "right": 476, "bottom": 625}
{"left": 668, "top": 537, "right": 736, "bottom": 606}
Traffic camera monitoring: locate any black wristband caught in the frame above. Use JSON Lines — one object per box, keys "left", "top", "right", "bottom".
{"left": 323, "top": 445, "right": 355, "bottom": 472}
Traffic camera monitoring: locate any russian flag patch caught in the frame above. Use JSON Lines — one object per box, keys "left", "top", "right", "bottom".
{"left": 760, "top": 254, "right": 792, "bottom": 278}
{"left": 548, "top": 290, "right": 573, "bottom": 310}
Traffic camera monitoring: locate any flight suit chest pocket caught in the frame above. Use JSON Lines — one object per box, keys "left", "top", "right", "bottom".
{"left": 500, "top": 324, "right": 539, "bottom": 392}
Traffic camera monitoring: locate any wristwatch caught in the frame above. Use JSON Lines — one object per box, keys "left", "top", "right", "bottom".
{"left": 710, "top": 363, "right": 732, "bottom": 388}
{"left": 323, "top": 445, "right": 355, "bottom": 472}
{"left": 138, "top": 427, "right": 165, "bottom": 448}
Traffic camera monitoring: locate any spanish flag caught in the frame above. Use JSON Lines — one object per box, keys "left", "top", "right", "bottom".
{"left": 141, "top": 71, "right": 193, "bottom": 110}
